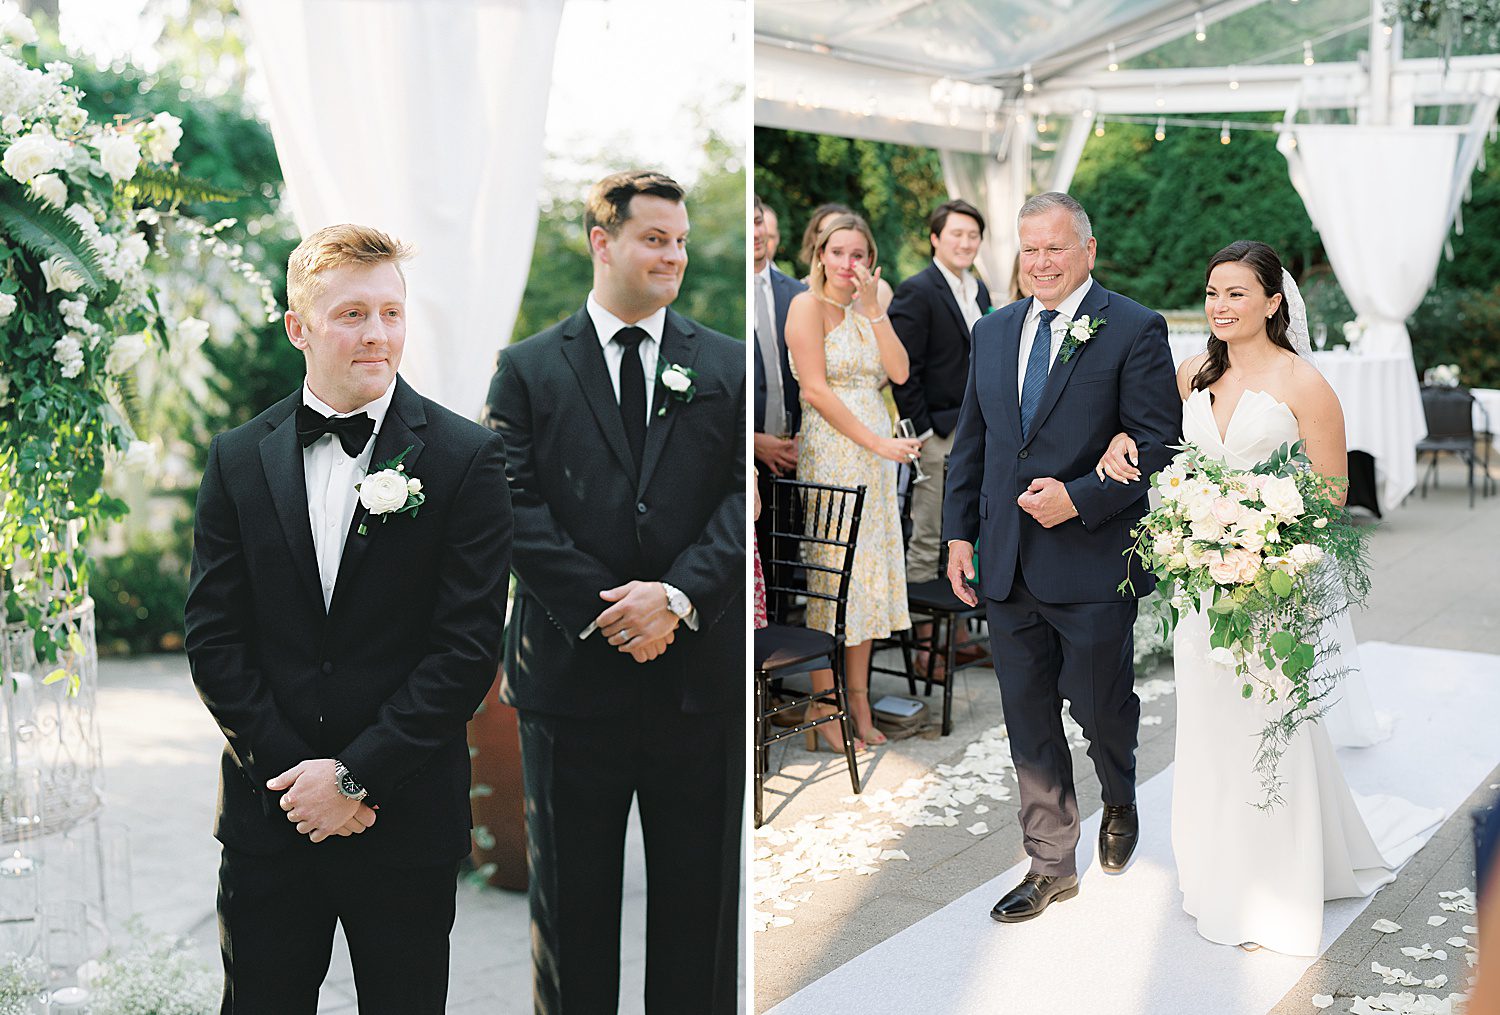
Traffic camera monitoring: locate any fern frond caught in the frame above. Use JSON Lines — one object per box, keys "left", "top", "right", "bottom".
{"left": 0, "top": 181, "right": 110, "bottom": 296}
{"left": 124, "top": 166, "right": 241, "bottom": 207}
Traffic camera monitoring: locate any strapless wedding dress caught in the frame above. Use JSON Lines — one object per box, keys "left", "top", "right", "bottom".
{"left": 1170, "top": 388, "right": 1442, "bottom": 955}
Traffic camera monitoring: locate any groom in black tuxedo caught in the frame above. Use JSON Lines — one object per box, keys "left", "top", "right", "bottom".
{"left": 485, "top": 170, "right": 745, "bottom": 1015}
{"left": 185, "top": 225, "right": 513, "bottom": 1014}
{"left": 943, "top": 193, "right": 1179, "bottom": 921}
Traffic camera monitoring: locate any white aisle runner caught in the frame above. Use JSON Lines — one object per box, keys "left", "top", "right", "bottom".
{"left": 767, "top": 643, "right": 1500, "bottom": 1015}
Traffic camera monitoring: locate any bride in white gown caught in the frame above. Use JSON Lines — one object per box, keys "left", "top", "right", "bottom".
{"left": 1099, "top": 240, "right": 1441, "bottom": 955}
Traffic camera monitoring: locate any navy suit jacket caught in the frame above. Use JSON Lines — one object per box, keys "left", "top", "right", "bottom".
{"left": 753, "top": 265, "right": 806, "bottom": 435}
{"left": 890, "top": 260, "right": 992, "bottom": 437}
{"left": 941, "top": 283, "right": 1180, "bottom": 604}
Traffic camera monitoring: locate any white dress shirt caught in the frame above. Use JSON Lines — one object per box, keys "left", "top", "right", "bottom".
{"left": 302, "top": 379, "right": 396, "bottom": 611}
{"left": 587, "top": 291, "right": 664, "bottom": 431}
{"left": 934, "top": 257, "right": 983, "bottom": 333}
{"left": 1018, "top": 276, "right": 1095, "bottom": 400}
{"left": 576, "top": 293, "right": 697, "bottom": 640}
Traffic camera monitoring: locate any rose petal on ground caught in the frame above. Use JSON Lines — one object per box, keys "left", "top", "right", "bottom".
{"left": 1427, "top": 915, "right": 1446, "bottom": 926}
{"left": 966, "top": 821, "right": 989, "bottom": 836}
{"left": 1311, "top": 994, "right": 1334, "bottom": 1009}
{"left": 1372, "top": 919, "right": 1402, "bottom": 933}
{"left": 1445, "top": 937, "right": 1466, "bottom": 948}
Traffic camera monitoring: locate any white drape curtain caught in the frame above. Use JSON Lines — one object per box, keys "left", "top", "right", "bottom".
{"left": 939, "top": 144, "right": 1026, "bottom": 303}
{"left": 239, "top": 0, "right": 565, "bottom": 418}
{"left": 1278, "top": 124, "right": 1468, "bottom": 360}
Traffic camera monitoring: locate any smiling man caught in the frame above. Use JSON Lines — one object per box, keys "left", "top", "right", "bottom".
{"left": 185, "top": 224, "right": 513, "bottom": 1013}
{"left": 891, "top": 198, "right": 992, "bottom": 589}
{"left": 942, "top": 192, "right": 1179, "bottom": 923}
{"left": 486, "top": 170, "right": 745, "bottom": 1015}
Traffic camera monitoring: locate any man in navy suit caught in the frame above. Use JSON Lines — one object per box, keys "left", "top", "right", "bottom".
{"left": 891, "top": 198, "right": 992, "bottom": 585}
{"left": 753, "top": 194, "right": 806, "bottom": 548}
{"left": 942, "top": 192, "right": 1179, "bottom": 922}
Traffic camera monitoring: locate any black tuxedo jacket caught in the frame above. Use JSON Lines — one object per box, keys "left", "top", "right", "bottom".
{"left": 891, "top": 261, "right": 992, "bottom": 437}
{"left": 753, "top": 266, "right": 806, "bottom": 436}
{"left": 942, "top": 285, "right": 1180, "bottom": 604}
{"left": 485, "top": 306, "right": 745, "bottom": 717}
{"left": 184, "top": 376, "right": 513, "bottom": 866}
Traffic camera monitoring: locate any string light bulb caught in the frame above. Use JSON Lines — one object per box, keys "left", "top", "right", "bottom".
{"left": 1228, "top": 65, "right": 1240, "bottom": 90}
{"left": 1037, "top": 112, "right": 1048, "bottom": 132}
{"left": 1108, "top": 42, "right": 1119, "bottom": 71}
{"left": 1194, "top": 11, "right": 1206, "bottom": 42}
{"left": 1095, "top": 120, "right": 1106, "bottom": 137}
{"left": 1220, "top": 121, "right": 1231, "bottom": 144}
{"left": 1022, "top": 64, "right": 1034, "bottom": 92}
{"left": 1155, "top": 117, "right": 1166, "bottom": 141}
{"left": 1302, "top": 40, "right": 1314, "bottom": 65}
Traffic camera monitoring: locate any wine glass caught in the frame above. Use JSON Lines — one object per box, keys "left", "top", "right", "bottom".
{"left": 895, "top": 419, "right": 927, "bottom": 484}
{"left": 1313, "top": 322, "right": 1328, "bottom": 351}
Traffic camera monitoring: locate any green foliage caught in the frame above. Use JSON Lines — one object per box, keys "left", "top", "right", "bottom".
{"left": 1070, "top": 116, "right": 1324, "bottom": 308}
{"left": 753, "top": 127, "right": 948, "bottom": 283}
{"left": 93, "top": 534, "right": 189, "bottom": 656}
{"left": 1408, "top": 285, "right": 1500, "bottom": 387}
{"left": 0, "top": 180, "right": 112, "bottom": 295}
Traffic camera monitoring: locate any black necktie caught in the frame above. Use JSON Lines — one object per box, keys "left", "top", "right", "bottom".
{"left": 295, "top": 403, "right": 375, "bottom": 457}
{"left": 614, "top": 326, "right": 648, "bottom": 471}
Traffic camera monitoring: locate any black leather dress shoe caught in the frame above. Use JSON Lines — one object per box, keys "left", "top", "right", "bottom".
{"left": 989, "top": 872, "right": 1079, "bottom": 923}
{"left": 1099, "top": 803, "right": 1139, "bottom": 873}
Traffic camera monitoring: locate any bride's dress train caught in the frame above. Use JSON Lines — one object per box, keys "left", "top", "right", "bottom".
{"left": 1170, "top": 388, "right": 1442, "bottom": 955}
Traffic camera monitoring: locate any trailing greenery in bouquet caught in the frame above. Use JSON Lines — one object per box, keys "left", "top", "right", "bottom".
{"left": 0, "top": 6, "right": 268, "bottom": 687}
{"left": 1120, "top": 440, "right": 1371, "bottom": 808}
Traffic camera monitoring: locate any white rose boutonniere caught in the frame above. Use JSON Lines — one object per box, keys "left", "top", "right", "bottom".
{"left": 354, "top": 446, "right": 425, "bottom": 535}
{"left": 1058, "top": 314, "right": 1105, "bottom": 363}
{"left": 656, "top": 360, "right": 697, "bottom": 417}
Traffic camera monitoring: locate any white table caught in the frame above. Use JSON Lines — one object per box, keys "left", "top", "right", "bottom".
{"left": 1165, "top": 330, "right": 1426, "bottom": 509}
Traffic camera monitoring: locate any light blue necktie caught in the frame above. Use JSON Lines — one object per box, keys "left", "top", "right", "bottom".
{"left": 1020, "top": 309, "right": 1059, "bottom": 438}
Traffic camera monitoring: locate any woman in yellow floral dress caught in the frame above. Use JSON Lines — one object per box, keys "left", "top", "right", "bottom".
{"left": 785, "top": 213, "right": 921, "bottom": 747}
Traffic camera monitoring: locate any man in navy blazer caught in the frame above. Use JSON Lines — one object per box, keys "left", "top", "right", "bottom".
{"left": 942, "top": 193, "right": 1179, "bottom": 922}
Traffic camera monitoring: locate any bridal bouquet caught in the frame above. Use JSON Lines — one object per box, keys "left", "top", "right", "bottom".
{"left": 1120, "top": 441, "right": 1371, "bottom": 808}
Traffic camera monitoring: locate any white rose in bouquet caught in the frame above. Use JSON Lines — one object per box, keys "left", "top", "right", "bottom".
{"left": 2, "top": 131, "right": 62, "bottom": 183}
{"left": 1233, "top": 524, "right": 1266, "bottom": 554}
{"left": 1189, "top": 516, "right": 1227, "bottom": 546}
{"left": 93, "top": 130, "right": 141, "bottom": 183}
{"left": 4, "top": 9, "right": 37, "bottom": 45}
{"left": 358, "top": 470, "right": 409, "bottom": 514}
{"left": 1286, "top": 542, "right": 1324, "bottom": 574}
{"left": 105, "top": 332, "right": 149, "bottom": 374}
{"left": 0, "top": 290, "right": 15, "bottom": 322}
{"left": 145, "top": 111, "right": 182, "bottom": 163}
{"left": 1151, "top": 530, "right": 1180, "bottom": 560}
{"left": 1210, "top": 496, "right": 1244, "bottom": 527}
{"left": 1, "top": 113, "right": 21, "bottom": 135}
{"left": 40, "top": 256, "right": 83, "bottom": 293}
{"left": 29, "top": 170, "right": 64, "bottom": 208}
{"left": 1259, "top": 475, "right": 1304, "bottom": 520}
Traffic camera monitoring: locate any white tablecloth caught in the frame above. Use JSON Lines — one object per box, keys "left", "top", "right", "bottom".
{"left": 1472, "top": 387, "right": 1500, "bottom": 436}
{"left": 1166, "top": 331, "right": 1425, "bottom": 509}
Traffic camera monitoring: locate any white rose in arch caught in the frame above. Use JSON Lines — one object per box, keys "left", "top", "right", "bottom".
{"left": 661, "top": 366, "right": 691, "bottom": 392}
{"left": 106, "top": 332, "right": 149, "bottom": 374}
{"left": 30, "top": 171, "right": 65, "bottom": 209}
{"left": 93, "top": 130, "right": 141, "bottom": 183}
{"left": 3, "top": 132, "right": 63, "bottom": 184}
{"left": 145, "top": 111, "right": 182, "bottom": 163}
{"left": 358, "top": 470, "right": 409, "bottom": 514}
{"left": 0, "top": 291, "right": 16, "bottom": 322}
{"left": 1208, "top": 646, "right": 1237, "bottom": 667}
{"left": 176, "top": 317, "right": 210, "bottom": 350}
{"left": 123, "top": 440, "right": 156, "bottom": 471}
{"left": 40, "top": 256, "right": 84, "bottom": 293}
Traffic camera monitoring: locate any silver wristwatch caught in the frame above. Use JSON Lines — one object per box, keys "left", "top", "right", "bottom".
{"left": 334, "top": 759, "right": 367, "bottom": 802}
{"left": 662, "top": 582, "right": 692, "bottom": 620}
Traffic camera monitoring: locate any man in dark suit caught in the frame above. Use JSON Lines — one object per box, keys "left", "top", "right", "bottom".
{"left": 943, "top": 193, "right": 1179, "bottom": 922}
{"left": 486, "top": 170, "right": 744, "bottom": 1015}
{"left": 753, "top": 194, "right": 805, "bottom": 549}
{"left": 891, "top": 198, "right": 992, "bottom": 586}
{"left": 185, "top": 225, "right": 513, "bottom": 1014}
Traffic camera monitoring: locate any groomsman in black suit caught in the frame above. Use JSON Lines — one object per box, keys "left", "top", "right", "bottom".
{"left": 753, "top": 194, "right": 806, "bottom": 549}
{"left": 891, "top": 198, "right": 992, "bottom": 585}
{"left": 185, "top": 225, "right": 513, "bottom": 1014}
{"left": 486, "top": 170, "right": 745, "bottom": 1015}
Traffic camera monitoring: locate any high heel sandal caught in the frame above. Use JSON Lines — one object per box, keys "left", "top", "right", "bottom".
{"left": 802, "top": 702, "right": 864, "bottom": 753}
{"left": 846, "top": 690, "right": 888, "bottom": 746}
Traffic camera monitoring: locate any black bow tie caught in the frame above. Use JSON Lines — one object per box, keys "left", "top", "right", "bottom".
{"left": 296, "top": 404, "right": 375, "bottom": 457}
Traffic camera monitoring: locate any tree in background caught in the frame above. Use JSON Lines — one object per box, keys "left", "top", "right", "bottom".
{"left": 754, "top": 127, "right": 947, "bottom": 284}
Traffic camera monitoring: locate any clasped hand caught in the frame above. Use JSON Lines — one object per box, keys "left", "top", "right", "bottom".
{"left": 1017, "top": 477, "right": 1078, "bottom": 528}
{"left": 596, "top": 580, "right": 678, "bottom": 663}
{"left": 268, "top": 759, "right": 377, "bottom": 843}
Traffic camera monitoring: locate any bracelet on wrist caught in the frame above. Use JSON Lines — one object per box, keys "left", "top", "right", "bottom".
{"left": 868, "top": 312, "right": 888, "bottom": 324}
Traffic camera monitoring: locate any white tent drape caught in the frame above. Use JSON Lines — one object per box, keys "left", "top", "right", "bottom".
{"left": 239, "top": 0, "right": 565, "bottom": 418}
{"left": 1278, "top": 123, "right": 1472, "bottom": 360}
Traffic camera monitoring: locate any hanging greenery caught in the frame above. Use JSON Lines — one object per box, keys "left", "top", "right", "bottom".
{"left": 1386, "top": 0, "right": 1500, "bottom": 60}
